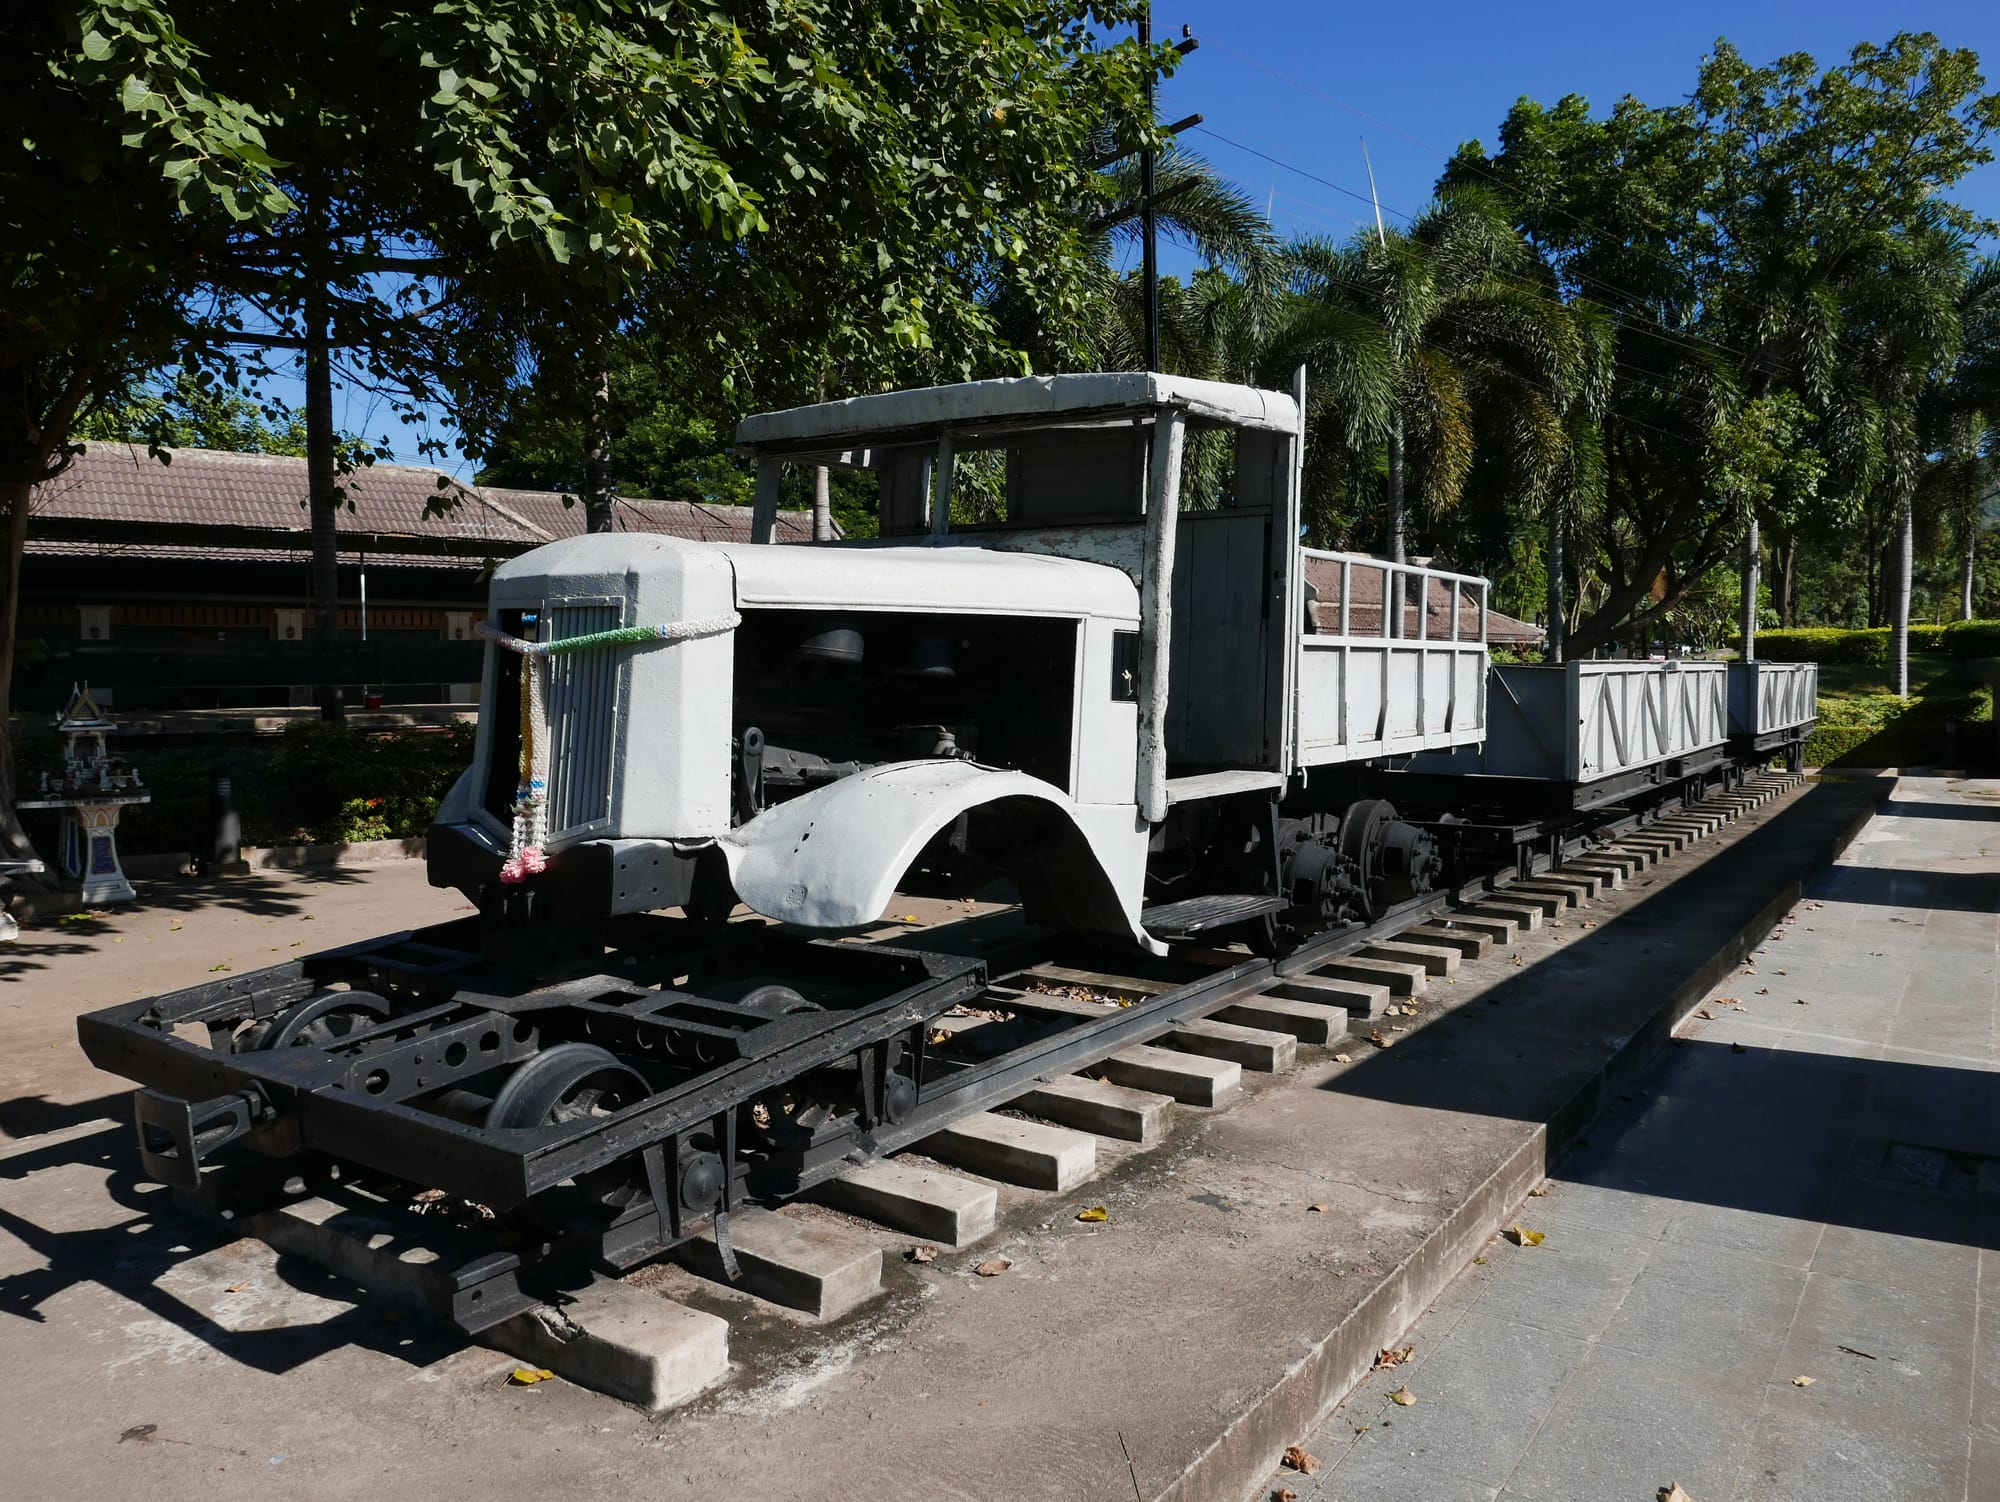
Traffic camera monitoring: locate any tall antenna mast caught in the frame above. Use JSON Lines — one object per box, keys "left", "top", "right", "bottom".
{"left": 1361, "top": 136, "right": 1389, "bottom": 250}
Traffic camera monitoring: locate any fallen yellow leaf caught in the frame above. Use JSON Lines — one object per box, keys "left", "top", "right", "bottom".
{"left": 1076, "top": 1205, "right": 1108, "bottom": 1223}
{"left": 1659, "top": 1485, "right": 1695, "bottom": 1502}
{"left": 1389, "top": 1385, "right": 1416, "bottom": 1406}
{"left": 1507, "top": 1224, "right": 1545, "bottom": 1247}
{"left": 974, "top": 1258, "right": 1011, "bottom": 1277}
{"left": 223, "top": 1281, "right": 248, "bottom": 1294}
{"left": 1333, "top": 1052, "right": 1353, "bottom": 1064}
{"left": 1792, "top": 1375, "right": 1815, "bottom": 1387}
{"left": 1307, "top": 1202, "right": 1329, "bottom": 1214}
{"left": 506, "top": 1367, "right": 555, "bottom": 1386}
{"left": 1528, "top": 1183, "right": 1550, "bottom": 1197}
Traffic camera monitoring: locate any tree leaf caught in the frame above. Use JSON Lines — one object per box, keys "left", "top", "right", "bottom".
{"left": 1506, "top": 1223, "right": 1545, "bottom": 1246}
{"left": 1389, "top": 1385, "right": 1417, "bottom": 1406}
{"left": 1076, "top": 1206, "right": 1108, "bottom": 1223}
{"left": 1280, "top": 1445, "right": 1320, "bottom": 1475}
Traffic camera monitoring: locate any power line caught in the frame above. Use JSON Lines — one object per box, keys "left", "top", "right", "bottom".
{"left": 1189, "top": 124, "right": 1774, "bottom": 379}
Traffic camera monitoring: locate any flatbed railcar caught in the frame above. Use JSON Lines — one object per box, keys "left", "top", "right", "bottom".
{"left": 77, "top": 372, "right": 1816, "bottom": 1330}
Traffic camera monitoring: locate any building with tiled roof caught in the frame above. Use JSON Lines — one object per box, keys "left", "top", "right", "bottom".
{"left": 18, "top": 444, "right": 816, "bottom": 712}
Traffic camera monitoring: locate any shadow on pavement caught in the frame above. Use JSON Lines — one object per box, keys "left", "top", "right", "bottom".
{"left": 1807, "top": 863, "right": 2000, "bottom": 912}
{"left": 0, "top": 1127, "right": 461, "bottom": 1373}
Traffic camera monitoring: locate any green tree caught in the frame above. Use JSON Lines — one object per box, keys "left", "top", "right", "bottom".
{"left": 1447, "top": 33, "right": 2000, "bottom": 663}
{"left": 1275, "top": 188, "right": 1607, "bottom": 592}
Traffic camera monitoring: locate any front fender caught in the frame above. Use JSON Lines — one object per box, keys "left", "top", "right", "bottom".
{"left": 718, "top": 761, "right": 1152, "bottom": 950}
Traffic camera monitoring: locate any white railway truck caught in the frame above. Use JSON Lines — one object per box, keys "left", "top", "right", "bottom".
{"left": 426, "top": 373, "right": 1493, "bottom": 957}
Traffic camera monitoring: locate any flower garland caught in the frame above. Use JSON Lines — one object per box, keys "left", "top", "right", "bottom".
{"left": 474, "top": 613, "right": 741, "bottom": 882}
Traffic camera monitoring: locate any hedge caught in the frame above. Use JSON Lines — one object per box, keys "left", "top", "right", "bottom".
{"left": 1747, "top": 621, "right": 2000, "bottom": 664}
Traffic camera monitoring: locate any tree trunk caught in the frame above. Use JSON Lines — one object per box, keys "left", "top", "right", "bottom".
{"left": 1779, "top": 532, "right": 1797, "bottom": 629}
{"left": 1891, "top": 491, "right": 1914, "bottom": 699}
{"left": 812, "top": 465, "right": 833, "bottom": 542}
{"left": 1385, "top": 409, "right": 1406, "bottom": 637}
{"left": 305, "top": 289, "right": 344, "bottom": 725}
{"left": 0, "top": 476, "right": 41, "bottom": 865}
{"left": 1739, "top": 515, "right": 1759, "bottom": 662}
{"left": 1545, "top": 504, "right": 1565, "bottom": 664}
{"left": 582, "top": 329, "right": 614, "bottom": 535}
{"left": 1964, "top": 529, "right": 1977, "bottom": 621}
{"left": 1385, "top": 410, "right": 1406, "bottom": 564}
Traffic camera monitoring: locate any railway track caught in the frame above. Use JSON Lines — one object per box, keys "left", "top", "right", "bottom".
{"left": 99, "top": 770, "right": 1804, "bottom": 1403}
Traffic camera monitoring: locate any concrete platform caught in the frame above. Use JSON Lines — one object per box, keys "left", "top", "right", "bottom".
{"left": 0, "top": 776, "right": 1887, "bottom": 1502}
{"left": 1267, "top": 774, "right": 1990, "bottom": 1502}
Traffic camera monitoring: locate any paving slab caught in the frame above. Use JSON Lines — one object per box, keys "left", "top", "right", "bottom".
{"left": 1165, "top": 1016, "right": 1297, "bottom": 1071}
{"left": 920, "top": 1110, "right": 1098, "bottom": 1191}
{"left": 1012, "top": 1072, "right": 1173, "bottom": 1144}
{"left": 1315, "top": 954, "right": 1428, "bottom": 996}
{"left": 812, "top": 1157, "right": 998, "bottom": 1247}
{"left": 1213, "top": 994, "right": 1349, "bottom": 1044}
{"left": 1460, "top": 899, "right": 1543, "bottom": 932}
{"left": 1357, "top": 939, "right": 1460, "bottom": 976}
{"left": 1273, "top": 971, "right": 1393, "bottom": 1017}
{"left": 1398, "top": 923, "right": 1493, "bottom": 959}
{"left": 1098, "top": 1043, "right": 1242, "bottom": 1107}
{"left": 673, "top": 1205, "right": 885, "bottom": 1320}
{"left": 486, "top": 1279, "right": 729, "bottom": 1411}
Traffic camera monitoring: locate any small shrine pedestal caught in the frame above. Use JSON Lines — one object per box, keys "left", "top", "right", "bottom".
{"left": 18, "top": 685, "right": 150, "bottom": 904}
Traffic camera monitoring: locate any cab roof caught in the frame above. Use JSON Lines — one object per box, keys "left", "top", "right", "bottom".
{"left": 734, "top": 372, "right": 1301, "bottom": 459}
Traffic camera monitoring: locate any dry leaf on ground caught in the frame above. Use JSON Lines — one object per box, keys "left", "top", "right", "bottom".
{"left": 1792, "top": 1375, "right": 1815, "bottom": 1387}
{"left": 1371, "top": 1345, "right": 1415, "bottom": 1371}
{"left": 1275, "top": 1490, "right": 1298, "bottom": 1502}
{"left": 223, "top": 1281, "right": 248, "bottom": 1293}
{"left": 1307, "top": 1202, "right": 1330, "bottom": 1213}
{"left": 1076, "top": 1206, "right": 1108, "bottom": 1223}
{"left": 926, "top": 1029, "right": 951, "bottom": 1046}
{"left": 1506, "top": 1224, "right": 1546, "bottom": 1247}
{"left": 908, "top": 1245, "right": 938, "bottom": 1265}
{"left": 974, "top": 1258, "right": 1012, "bottom": 1277}
{"left": 1389, "top": 1385, "right": 1417, "bottom": 1406}
{"left": 506, "top": 1368, "right": 555, "bottom": 1386}
{"left": 1367, "top": 1030, "right": 1391, "bottom": 1048}
{"left": 1731, "top": 1043, "right": 1749, "bottom": 1054}
{"left": 1659, "top": 1485, "right": 1695, "bottom": 1502}
{"left": 1333, "top": 1052, "right": 1353, "bottom": 1064}
{"left": 1528, "top": 1183, "right": 1550, "bottom": 1197}
{"left": 1280, "top": 1445, "right": 1320, "bottom": 1475}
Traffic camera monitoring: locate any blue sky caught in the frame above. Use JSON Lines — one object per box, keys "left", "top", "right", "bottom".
{"left": 287, "top": 3, "right": 2000, "bottom": 478}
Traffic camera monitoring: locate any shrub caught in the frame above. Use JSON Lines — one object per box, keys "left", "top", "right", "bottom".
{"left": 1803, "top": 724, "right": 1879, "bottom": 766}
{"left": 1750, "top": 628, "right": 1887, "bottom": 664}
{"left": 1943, "top": 619, "right": 2000, "bottom": 659}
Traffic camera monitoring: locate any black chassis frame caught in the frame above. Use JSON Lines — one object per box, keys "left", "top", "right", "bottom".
{"left": 76, "top": 915, "right": 985, "bottom": 1275}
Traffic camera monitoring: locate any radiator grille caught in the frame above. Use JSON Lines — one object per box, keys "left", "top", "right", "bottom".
{"left": 544, "top": 600, "right": 622, "bottom": 835}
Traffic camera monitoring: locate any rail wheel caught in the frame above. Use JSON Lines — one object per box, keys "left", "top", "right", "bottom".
{"left": 486, "top": 1042, "right": 654, "bottom": 1224}
{"left": 236, "top": 989, "right": 390, "bottom": 1051}
{"left": 485, "top": 1041, "right": 649, "bottom": 1131}
{"left": 1340, "top": 798, "right": 1439, "bottom": 922}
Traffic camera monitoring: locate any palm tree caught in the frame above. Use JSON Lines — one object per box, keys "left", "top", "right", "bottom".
{"left": 1277, "top": 188, "right": 1607, "bottom": 600}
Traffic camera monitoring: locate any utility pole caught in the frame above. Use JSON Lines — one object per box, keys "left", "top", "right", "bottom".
{"left": 1139, "top": 9, "right": 1160, "bottom": 374}
{"left": 1104, "top": 10, "right": 1199, "bottom": 376}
